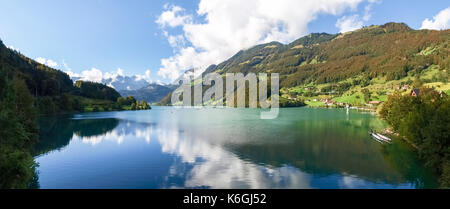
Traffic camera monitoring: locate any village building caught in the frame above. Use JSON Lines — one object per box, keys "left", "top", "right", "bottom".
{"left": 411, "top": 89, "right": 420, "bottom": 97}
{"left": 368, "top": 101, "right": 382, "bottom": 107}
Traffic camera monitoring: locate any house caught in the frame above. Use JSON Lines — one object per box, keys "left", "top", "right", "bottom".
{"left": 321, "top": 98, "right": 334, "bottom": 104}
{"left": 396, "top": 85, "right": 410, "bottom": 91}
{"left": 368, "top": 101, "right": 382, "bottom": 106}
{"left": 411, "top": 88, "right": 420, "bottom": 97}
{"left": 326, "top": 100, "right": 336, "bottom": 106}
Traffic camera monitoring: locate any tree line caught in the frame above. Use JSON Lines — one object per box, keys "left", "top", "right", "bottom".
{"left": 380, "top": 87, "right": 450, "bottom": 187}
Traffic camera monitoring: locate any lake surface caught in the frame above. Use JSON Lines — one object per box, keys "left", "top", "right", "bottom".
{"left": 34, "top": 107, "right": 438, "bottom": 189}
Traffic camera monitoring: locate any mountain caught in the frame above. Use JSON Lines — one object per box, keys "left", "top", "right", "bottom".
{"left": 204, "top": 23, "right": 443, "bottom": 85}
{"left": 119, "top": 69, "right": 196, "bottom": 103}
{"left": 172, "top": 68, "right": 196, "bottom": 85}
{"left": 164, "top": 22, "right": 449, "bottom": 106}
{"left": 119, "top": 83, "right": 177, "bottom": 103}
{"left": 102, "top": 75, "right": 150, "bottom": 91}
{"left": 71, "top": 74, "right": 151, "bottom": 91}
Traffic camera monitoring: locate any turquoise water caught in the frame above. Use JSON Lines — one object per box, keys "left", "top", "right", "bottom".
{"left": 33, "top": 107, "right": 438, "bottom": 188}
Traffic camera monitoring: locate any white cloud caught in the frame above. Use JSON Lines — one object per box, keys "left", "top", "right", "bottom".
{"left": 336, "top": 15, "right": 363, "bottom": 33}
{"left": 81, "top": 68, "right": 103, "bottom": 83}
{"left": 7, "top": 45, "right": 16, "bottom": 51}
{"left": 156, "top": 0, "right": 366, "bottom": 81}
{"left": 156, "top": 4, "right": 192, "bottom": 27}
{"left": 35, "top": 57, "right": 59, "bottom": 68}
{"left": 104, "top": 68, "right": 124, "bottom": 81}
{"left": 336, "top": 0, "right": 380, "bottom": 33}
{"left": 167, "top": 34, "right": 186, "bottom": 48}
{"left": 35, "top": 57, "right": 46, "bottom": 64}
{"left": 135, "top": 70, "right": 152, "bottom": 83}
{"left": 421, "top": 7, "right": 450, "bottom": 30}
{"left": 46, "top": 59, "right": 58, "bottom": 68}
{"left": 72, "top": 68, "right": 123, "bottom": 84}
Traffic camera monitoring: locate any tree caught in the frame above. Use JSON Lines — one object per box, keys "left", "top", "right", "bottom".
{"left": 0, "top": 72, "right": 37, "bottom": 189}
{"left": 125, "top": 96, "right": 137, "bottom": 105}
{"left": 140, "top": 100, "right": 150, "bottom": 109}
{"left": 12, "top": 77, "right": 37, "bottom": 134}
{"left": 361, "top": 89, "right": 371, "bottom": 103}
{"left": 74, "top": 81, "right": 121, "bottom": 101}
{"left": 412, "top": 78, "right": 424, "bottom": 88}
{"left": 117, "top": 97, "right": 126, "bottom": 106}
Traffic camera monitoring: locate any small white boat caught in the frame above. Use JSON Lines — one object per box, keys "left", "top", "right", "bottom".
{"left": 376, "top": 133, "right": 392, "bottom": 142}
{"left": 370, "top": 132, "right": 391, "bottom": 144}
{"left": 378, "top": 134, "right": 392, "bottom": 141}
{"left": 372, "top": 135, "right": 384, "bottom": 143}
{"left": 371, "top": 133, "right": 383, "bottom": 142}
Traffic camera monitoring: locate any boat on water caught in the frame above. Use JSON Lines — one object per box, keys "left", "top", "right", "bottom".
{"left": 370, "top": 131, "right": 392, "bottom": 144}
{"left": 376, "top": 133, "right": 392, "bottom": 142}
{"left": 371, "top": 133, "right": 384, "bottom": 143}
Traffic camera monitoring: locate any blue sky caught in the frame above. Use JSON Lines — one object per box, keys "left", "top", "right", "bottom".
{"left": 0, "top": 0, "right": 449, "bottom": 84}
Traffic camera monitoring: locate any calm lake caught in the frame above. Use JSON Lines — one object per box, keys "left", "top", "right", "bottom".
{"left": 33, "top": 107, "right": 438, "bottom": 189}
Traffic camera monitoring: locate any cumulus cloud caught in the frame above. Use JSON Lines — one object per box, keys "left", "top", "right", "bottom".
{"left": 156, "top": 0, "right": 367, "bottom": 81}
{"left": 135, "top": 70, "right": 152, "bottom": 83}
{"left": 35, "top": 57, "right": 59, "bottom": 68}
{"left": 81, "top": 68, "right": 103, "bottom": 83}
{"left": 46, "top": 60, "right": 58, "bottom": 68}
{"left": 336, "top": 15, "right": 363, "bottom": 33}
{"left": 336, "top": 0, "right": 380, "bottom": 33}
{"left": 421, "top": 7, "right": 450, "bottom": 30}
{"left": 65, "top": 67, "right": 105, "bottom": 83}
{"left": 156, "top": 4, "right": 192, "bottom": 27}
{"left": 167, "top": 34, "right": 186, "bottom": 49}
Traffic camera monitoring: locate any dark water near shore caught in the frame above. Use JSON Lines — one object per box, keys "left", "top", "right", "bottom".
{"left": 33, "top": 107, "right": 438, "bottom": 188}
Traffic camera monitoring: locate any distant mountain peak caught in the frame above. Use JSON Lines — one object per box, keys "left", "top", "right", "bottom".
{"left": 118, "top": 83, "right": 177, "bottom": 103}
{"left": 71, "top": 74, "right": 151, "bottom": 91}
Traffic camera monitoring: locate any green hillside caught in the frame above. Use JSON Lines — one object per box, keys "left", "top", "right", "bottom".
{"left": 185, "top": 22, "right": 449, "bottom": 108}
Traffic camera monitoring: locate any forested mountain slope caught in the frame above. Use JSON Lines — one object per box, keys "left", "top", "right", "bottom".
{"left": 164, "top": 22, "right": 449, "bottom": 107}
{"left": 204, "top": 23, "right": 449, "bottom": 87}
{"left": 0, "top": 40, "right": 125, "bottom": 113}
